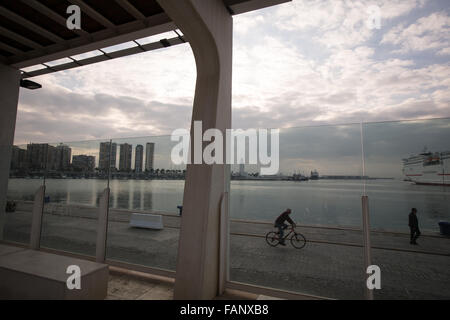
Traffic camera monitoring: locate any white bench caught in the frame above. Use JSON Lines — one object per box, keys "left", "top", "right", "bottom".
{"left": 129, "top": 213, "right": 164, "bottom": 230}
{"left": 0, "top": 245, "right": 108, "bottom": 300}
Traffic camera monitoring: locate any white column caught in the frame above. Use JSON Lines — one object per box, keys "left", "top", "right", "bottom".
{"left": 96, "top": 188, "right": 110, "bottom": 262}
{"left": 156, "top": 0, "right": 232, "bottom": 299}
{"left": 0, "top": 64, "right": 21, "bottom": 240}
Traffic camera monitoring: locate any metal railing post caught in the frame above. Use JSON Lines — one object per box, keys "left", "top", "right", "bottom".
{"left": 30, "top": 185, "right": 45, "bottom": 250}
{"left": 218, "top": 191, "right": 229, "bottom": 295}
{"left": 96, "top": 187, "right": 110, "bottom": 263}
{"left": 362, "top": 195, "right": 374, "bottom": 300}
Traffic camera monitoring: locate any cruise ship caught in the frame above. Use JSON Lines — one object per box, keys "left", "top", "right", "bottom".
{"left": 402, "top": 150, "right": 450, "bottom": 186}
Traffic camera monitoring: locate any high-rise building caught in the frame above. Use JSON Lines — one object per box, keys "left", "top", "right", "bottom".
{"left": 26, "top": 143, "right": 56, "bottom": 170}
{"left": 239, "top": 164, "right": 246, "bottom": 176}
{"left": 72, "top": 155, "right": 95, "bottom": 172}
{"left": 145, "top": 143, "right": 155, "bottom": 171}
{"left": 135, "top": 145, "right": 144, "bottom": 173}
{"left": 10, "top": 146, "right": 26, "bottom": 170}
{"left": 54, "top": 144, "right": 72, "bottom": 171}
{"left": 119, "top": 143, "right": 133, "bottom": 172}
{"left": 99, "top": 142, "right": 117, "bottom": 171}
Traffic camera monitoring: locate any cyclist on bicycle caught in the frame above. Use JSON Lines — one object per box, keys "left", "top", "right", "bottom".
{"left": 274, "top": 208, "right": 296, "bottom": 246}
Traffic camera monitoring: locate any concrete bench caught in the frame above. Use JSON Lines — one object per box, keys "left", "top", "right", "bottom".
{"left": 129, "top": 213, "right": 164, "bottom": 230}
{"left": 0, "top": 245, "right": 108, "bottom": 300}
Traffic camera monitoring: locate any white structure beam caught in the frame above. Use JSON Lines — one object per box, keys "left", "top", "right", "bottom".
{"left": 228, "top": 0, "right": 290, "bottom": 14}
{"left": 156, "top": 0, "right": 232, "bottom": 300}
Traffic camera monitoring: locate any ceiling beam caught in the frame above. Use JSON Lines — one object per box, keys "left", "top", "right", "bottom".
{"left": 9, "top": 13, "right": 174, "bottom": 69}
{"left": 0, "top": 42, "right": 25, "bottom": 56}
{"left": 0, "top": 5, "right": 63, "bottom": 43}
{"left": 22, "top": 0, "right": 89, "bottom": 37}
{"left": 227, "top": 0, "right": 291, "bottom": 15}
{"left": 0, "top": 25, "right": 43, "bottom": 50}
{"left": 21, "top": 36, "right": 186, "bottom": 78}
{"left": 68, "top": 0, "right": 116, "bottom": 29}
{"left": 115, "top": 0, "right": 146, "bottom": 20}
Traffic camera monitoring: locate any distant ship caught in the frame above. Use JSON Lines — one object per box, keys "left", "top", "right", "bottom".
{"left": 310, "top": 170, "right": 319, "bottom": 180}
{"left": 402, "top": 150, "right": 450, "bottom": 186}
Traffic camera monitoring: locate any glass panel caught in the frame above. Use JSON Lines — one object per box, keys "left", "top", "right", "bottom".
{"left": 363, "top": 118, "right": 450, "bottom": 299}
{"left": 106, "top": 135, "right": 184, "bottom": 271}
{"left": 40, "top": 140, "right": 107, "bottom": 257}
{"left": 4, "top": 143, "right": 44, "bottom": 245}
{"left": 229, "top": 124, "right": 366, "bottom": 299}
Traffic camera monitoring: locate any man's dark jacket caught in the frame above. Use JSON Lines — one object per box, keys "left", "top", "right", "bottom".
{"left": 409, "top": 212, "right": 419, "bottom": 229}
{"left": 275, "top": 211, "right": 294, "bottom": 226}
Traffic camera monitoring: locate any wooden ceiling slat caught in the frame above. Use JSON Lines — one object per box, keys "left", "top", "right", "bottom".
{"left": 115, "top": 0, "right": 146, "bottom": 21}
{"left": 22, "top": 0, "right": 89, "bottom": 37}
{"left": 0, "top": 6, "right": 63, "bottom": 43}
{"left": 68, "top": 0, "right": 116, "bottom": 29}
{"left": 0, "top": 25, "right": 43, "bottom": 50}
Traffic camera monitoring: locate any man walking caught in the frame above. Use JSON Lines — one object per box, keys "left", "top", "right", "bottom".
{"left": 409, "top": 208, "right": 421, "bottom": 245}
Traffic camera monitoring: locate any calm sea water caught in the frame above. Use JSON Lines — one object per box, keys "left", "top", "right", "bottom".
{"left": 7, "top": 178, "right": 450, "bottom": 232}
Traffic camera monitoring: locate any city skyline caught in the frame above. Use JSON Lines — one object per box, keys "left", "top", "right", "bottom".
{"left": 10, "top": 140, "right": 161, "bottom": 173}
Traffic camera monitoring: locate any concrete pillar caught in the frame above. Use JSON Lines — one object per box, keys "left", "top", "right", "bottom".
{"left": 0, "top": 64, "right": 21, "bottom": 240}
{"left": 156, "top": 0, "right": 232, "bottom": 299}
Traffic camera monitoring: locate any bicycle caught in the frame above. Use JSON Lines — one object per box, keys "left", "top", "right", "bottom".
{"left": 265, "top": 226, "right": 307, "bottom": 249}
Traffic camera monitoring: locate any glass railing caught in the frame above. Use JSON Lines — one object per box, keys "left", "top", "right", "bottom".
{"left": 40, "top": 139, "right": 106, "bottom": 257}
{"left": 362, "top": 118, "right": 450, "bottom": 299}
{"left": 229, "top": 123, "right": 366, "bottom": 299}
{"left": 5, "top": 143, "right": 44, "bottom": 245}
{"left": 229, "top": 118, "right": 450, "bottom": 299}
{"left": 4, "top": 117, "right": 449, "bottom": 299}
{"left": 105, "top": 135, "right": 184, "bottom": 271}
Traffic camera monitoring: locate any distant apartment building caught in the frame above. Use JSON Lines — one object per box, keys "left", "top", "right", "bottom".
{"left": 99, "top": 142, "right": 117, "bottom": 171}
{"left": 119, "top": 143, "right": 133, "bottom": 172}
{"left": 135, "top": 145, "right": 144, "bottom": 173}
{"left": 54, "top": 144, "right": 71, "bottom": 171}
{"left": 239, "top": 164, "right": 246, "bottom": 176}
{"left": 145, "top": 142, "right": 155, "bottom": 171}
{"left": 10, "top": 146, "right": 26, "bottom": 170}
{"left": 72, "top": 155, "right": 95, "bottom": 172}
{"left": 26, "top": 143, "right": 56, "bottom": 170}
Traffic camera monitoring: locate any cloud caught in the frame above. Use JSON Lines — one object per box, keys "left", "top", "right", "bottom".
{"left": 275, "top": 0, "right": 428, "bottom": 49}
{"left": 14, "top": 0, "right": 450, "bottom": 157}
{"left": 381, "top": 12, "right": 450, "bottom": 54}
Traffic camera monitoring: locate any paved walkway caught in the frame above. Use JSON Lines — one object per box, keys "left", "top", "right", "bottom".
{"left": 4, "top": 209, "right": 450, "bottom": 299}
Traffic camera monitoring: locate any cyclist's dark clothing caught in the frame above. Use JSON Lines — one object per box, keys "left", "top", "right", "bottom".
{"left": 274, "top": 211, "right": 295, "bottom": 244}
{"left": 275, "top": 211, "right": 294, "bottom": 226}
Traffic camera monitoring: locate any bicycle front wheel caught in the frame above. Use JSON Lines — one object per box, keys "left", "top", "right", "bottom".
{"left": 265, "top": 232, "right": 280, "bottom": 247}
{"left": 290, "top": 233, "right": 306, "bottom": 249}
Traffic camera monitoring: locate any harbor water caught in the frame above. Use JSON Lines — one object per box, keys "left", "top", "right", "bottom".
{"left": 7, "top": 178, "right": 450, "bottom": 232}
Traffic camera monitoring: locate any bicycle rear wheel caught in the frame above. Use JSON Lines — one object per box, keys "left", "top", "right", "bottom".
{"left": 265, "top": 232, "right": 280, "bottom": 247}
{"left": 290, "top": 233, "right": 306, "bottom": 249}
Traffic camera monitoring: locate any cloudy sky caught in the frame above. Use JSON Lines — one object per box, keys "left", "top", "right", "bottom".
{"left": 14, "top": 0, "right": 450, "bottom": 146}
